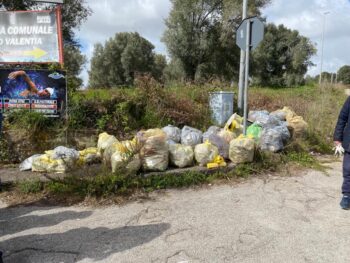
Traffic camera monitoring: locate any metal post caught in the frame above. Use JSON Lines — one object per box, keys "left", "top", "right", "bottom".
{"left": 237, "top": 0, "right": 248, "bottom": 115}
{"left": 331, "top": 73, "right": 334, "bottom": 84}
{"left": 319, "top": 11, "right": 330, "bottom": 85}
{"left": 243, "top": 19, "right": 251, "bottom": 135}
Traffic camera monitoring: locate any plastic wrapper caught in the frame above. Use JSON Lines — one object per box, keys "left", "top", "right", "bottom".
{"left": 111, "top": 152, "right": 141, "bottom": 174}
{"left": 203, "top": 126, "right": 221, "bottom": 142}
{"left": 207, "top": 134, "right": 229, "bottom": 159}
{"left": 97, "top": 132, "right": 118, "bottom": 154}
{"left": 181, "top": 126, "right": 203, "bottom": 147}
{"left": 162, "top": 125, "right": 181, "bottom": 143}
{"left": 194, "top": 142, "right": 219, "bottom": 166}
{"left": 140, "top": 130, "right": 169, "bottom": 172}
{"left": 229, "top": 136, "right": 255, "bottom": 164}
{"left": 19, "top": 154, "right": 43, "bottom": 171}
{"left": 169, "top": 144, "right": 194, "bottom": 168}
{"left": 259, "top": 128, "right": 284, "bottom": 153}
{"left": 78, "top": 147, "right": 101, "bottom": 166}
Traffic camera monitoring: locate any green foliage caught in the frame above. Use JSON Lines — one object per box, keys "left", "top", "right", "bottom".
{"left": 7, "top": 110, "right": 57, "bottom": 134}
{"left": 338, "top": 65, "right": 350, "bottom": 84}
{"left": 162, "top": 0, "right": 271, "bottom": 81}
{"left": 64, "top": 45, "right": 87, "bottom": 93}
{"left": 89, "top": 32, "right": 163, "bottom": 87}
{"left": 0, "top": 134, "right": 19, "bottom": 164}
{"left": 252, "top": 24, "right": 316, "bottom": 87}
{"left": 18, "top": 179, "right": 43, "bottom": 194}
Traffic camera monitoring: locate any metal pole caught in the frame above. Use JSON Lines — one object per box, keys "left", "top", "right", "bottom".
{"left": 319, "top": 12, "right": 330, "bottom": 85}
{"left": 237, "top": 0, "right": 248, "bottom": 115}
{"left": 331, "top": 73, "right": 334, "bottom": 84}
{"left": 243, "top": 19, "right": 251, "bottom": 135}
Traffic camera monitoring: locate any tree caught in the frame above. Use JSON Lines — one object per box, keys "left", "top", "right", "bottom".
{"left": 64, "top": 45, "right": 87, "bottom": 92}
{"left": 251, "top": 24, "right": 316, "bottom": 87}
{"left": 162, "top": 0, "right": 271, "bottom": 81}
{"left": 153, "top": 54, "right": 167, "bottom": 81}
{"left": 338, "top": 66, "right": 350, "bottom": 84}
{"left": 89, "top": 32, "right": 161, "bottom": 88}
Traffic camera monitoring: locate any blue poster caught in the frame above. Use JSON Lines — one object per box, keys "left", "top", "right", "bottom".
{"left": 0, "top": 69, "right": 66, "bottom": 117}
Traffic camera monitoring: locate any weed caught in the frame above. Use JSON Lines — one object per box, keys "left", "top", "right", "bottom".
{"left": 18, "top": 180, "right": 43, "bottom": 194}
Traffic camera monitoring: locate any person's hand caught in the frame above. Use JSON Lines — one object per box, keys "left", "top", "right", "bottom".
{"left": 333, "top": 141, "right": 345, "bottom": 156}
{"left": 8, "top": 71, "right": 26, "bottom": 79}
{"left": 334, "top": 141, "right": 342, "bottom": 146}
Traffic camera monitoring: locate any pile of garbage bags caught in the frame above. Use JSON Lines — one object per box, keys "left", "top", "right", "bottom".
{"left": 247, "top": 107, "right": 307, "bottom": 153}
{"left": 20, "top": 106, "right": 307, "bottom": 174}
{"left": 20, "top": 146, "right": 101, "bottom": 173}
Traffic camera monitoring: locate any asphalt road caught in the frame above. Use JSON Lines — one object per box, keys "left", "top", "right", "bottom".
{"left": 0, "top": 160, "right": 349, "bottom": 263}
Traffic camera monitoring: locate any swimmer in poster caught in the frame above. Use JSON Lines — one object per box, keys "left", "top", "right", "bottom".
{"left": 0, "top": 69, "right": 66, "bottom": 117}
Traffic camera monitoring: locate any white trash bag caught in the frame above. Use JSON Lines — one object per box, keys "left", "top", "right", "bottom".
{"left": 203, "top": 126, "right": 221, "bottom": 142}
{"left": 194, "top": 142, "right": 219, "bottom": 166}
{"left": 169, "top": 144, "right": 194, "bottom": 168}
{"left": 162, "top": 125, "right": 181, "bottom": 143}
{"left": 19, "top": 154, "right": 43, "bottom": 171}
{"left": 181, "top": 126, "right": 203, "bottom": 147}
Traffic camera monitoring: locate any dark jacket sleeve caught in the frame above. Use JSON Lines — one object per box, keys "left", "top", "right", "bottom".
{"left": 334, "top": 97, "right": 350, "bottom": 142}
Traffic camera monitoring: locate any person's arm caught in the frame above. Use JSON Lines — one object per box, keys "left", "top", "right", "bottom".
{"left": 334, "top": 97, "right": 350, "bottom": 144}
{"left": 8, "top": 71, "right": 38, "bottom": 94}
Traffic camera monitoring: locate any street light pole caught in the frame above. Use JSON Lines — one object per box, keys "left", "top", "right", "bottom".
{"left": 319, "top": 11, "right": 330, "bottom": 85}
{"left": 237, "top": 0, "right": 248, "bottom": 115}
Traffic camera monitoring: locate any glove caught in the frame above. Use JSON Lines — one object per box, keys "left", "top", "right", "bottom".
{"left": 333, "top": 144, "right": 345, "bottom": 157}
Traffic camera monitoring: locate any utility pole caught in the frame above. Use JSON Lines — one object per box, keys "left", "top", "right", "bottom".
{"left": 319, "top": 11, "right": 330, "bottom": 85}
{"left": 237, "top": 0, "right": 248, "bottom": 115}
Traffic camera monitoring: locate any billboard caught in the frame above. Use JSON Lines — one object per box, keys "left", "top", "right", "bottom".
{"left": 0, "top": 9, "right": 63, "bottom": 63}
{"left": 0, "top": 69, "right": 66, "bottom": 117}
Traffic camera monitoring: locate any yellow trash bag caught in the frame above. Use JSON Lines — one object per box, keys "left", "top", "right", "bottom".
{"left": 169, "top": 144, "right": 194, "bottom": 168}
{"left": 78, "top": 147, "right": 101, "bottom": 166}
{"left": 207, "top": 155, "right": 227, "bottom": 169}
{"left": 280, "top": 107, "right": 297, "bottom": 122}
{"left": 97, "top": 132, "right": 118, "bottom": 154}
{"left": 103, "top": 139, "right": 140, "bottom": 167}
{"left": 229, "top": 135, "right": 255, "bottom": 164}
{"left": 111, "top": 152, "right": 141, "bottom": 174}
{"left": 136, "top": 129, "right": 166, "bottom": 145}
{"left": 194, "top": 141, "right": 219, "bottom": 167}
{"left": 224, "top": 114, "right": 243, "bottom": 137}
{"left": 32, "top": 154, "right": 69, "bottom": 173}
{"left": 140, "top": 130, "right": 169, "bottom": 172}
{"left": 287, "top": 116, "right": 308, "bottom": 137}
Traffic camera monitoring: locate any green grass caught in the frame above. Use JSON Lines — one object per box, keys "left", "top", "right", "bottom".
{"left": 18, "top": 179, "right": 43, "bottom": 194}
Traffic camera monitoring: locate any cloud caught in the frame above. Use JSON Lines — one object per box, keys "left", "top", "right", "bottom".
{"left": 75, "top": 0, "right": 172, "bottom": 86}
{"left": 262, "top": 0, "right": 350, "bottom": 76}
{"left": 76, "top": 0, "right": 350, "bottom": 86}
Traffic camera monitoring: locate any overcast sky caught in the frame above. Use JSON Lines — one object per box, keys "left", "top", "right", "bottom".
{"left": 76, "top": 0, "right": 350, "bottom": 86}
